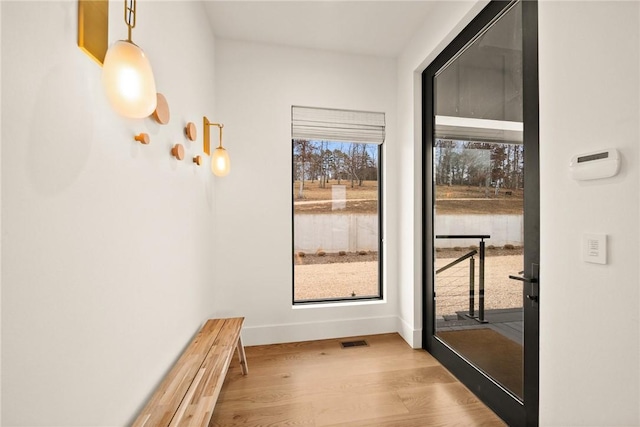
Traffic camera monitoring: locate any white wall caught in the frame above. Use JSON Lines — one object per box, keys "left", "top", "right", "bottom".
{"left": 396, "top": 0, "right": 485, "bottom": 347}
{"left": 1, "top": 1, "right": 220, "bottom": 425}
{"left": 1, "top": 1, "right": 4, "bottom": 421}
{"left": 538, "top": 2, "right": 640, "bottom": 425}
{"left": 213, "top": 39, "right": 399, "bottom": 345}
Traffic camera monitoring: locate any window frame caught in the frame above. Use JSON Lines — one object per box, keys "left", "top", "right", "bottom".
{"left": 291, "top": 141, "right": 384, "bottom": 306}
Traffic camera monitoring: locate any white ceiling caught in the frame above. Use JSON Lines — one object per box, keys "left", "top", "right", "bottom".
{"left": 204, "top": 1, "right": 439, "bottom": 57}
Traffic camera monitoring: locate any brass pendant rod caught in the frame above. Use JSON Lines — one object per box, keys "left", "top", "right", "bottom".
{"left": 216, "top": 124, "right": 224, "bottom": 148}
{"left": 124, "top": 0, "right": 136, "bottom": 42}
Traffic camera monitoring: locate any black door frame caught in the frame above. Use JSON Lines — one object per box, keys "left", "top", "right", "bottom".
{"left": 421, "top": 1, "right": 539, "bottom": 425}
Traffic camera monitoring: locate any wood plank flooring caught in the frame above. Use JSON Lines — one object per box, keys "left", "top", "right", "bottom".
{"left": 210, "top": 333, "right": 506, "bottom": 426}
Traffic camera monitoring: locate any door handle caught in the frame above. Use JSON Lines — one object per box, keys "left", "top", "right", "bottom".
{"left": 509, "top": 274, "right": 539, "bottom": 303}
{"left": 508, "top": 274, "right": 537, "bottom": 283}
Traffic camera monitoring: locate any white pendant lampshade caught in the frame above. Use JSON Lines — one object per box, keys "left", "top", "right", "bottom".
{"left": 102, "top": 40, "right": 157, "bottom": 118}
{"left": 211, "top": 146, "right": 230, "bottom": 177}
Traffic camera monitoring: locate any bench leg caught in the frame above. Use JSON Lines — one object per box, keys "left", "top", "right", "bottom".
{"left": 236, "top": 334, "right": 249, "bottom": 375}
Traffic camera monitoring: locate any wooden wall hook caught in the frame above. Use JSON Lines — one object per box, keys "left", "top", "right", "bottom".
{"left": 193, "top": 155, "right": 202, "bottom": 166}
{"left": 171, "top": 144, "right": 185, "bottom": 160}
{"left": 185, "top": 122, "right": 197, "bottom": 141}
{"left": 151, "top": 93, "right": 170, "bottom": 125}
{"left": 134, "top": 133, "right": 150, "bottom": 145}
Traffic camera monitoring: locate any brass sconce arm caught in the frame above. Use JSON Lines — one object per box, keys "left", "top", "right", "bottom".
{"left": 203, "top": 116, "right": 224, "bottom": 155}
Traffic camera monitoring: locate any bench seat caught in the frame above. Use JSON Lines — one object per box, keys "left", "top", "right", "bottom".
{"left": 132, "top": 317, "right": 248, "bottom": 427}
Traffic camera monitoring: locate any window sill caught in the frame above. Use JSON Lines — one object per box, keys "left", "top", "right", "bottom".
{"left": 292, "top": 298, "right": 386, "bottom": 310}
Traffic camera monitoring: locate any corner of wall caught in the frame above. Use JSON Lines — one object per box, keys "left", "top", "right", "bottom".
{"left": 395, "top": 0, "right": 485, "bottom": 352}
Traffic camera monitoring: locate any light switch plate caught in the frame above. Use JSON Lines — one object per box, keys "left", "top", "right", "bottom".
{"left": 583, "top": 233, "right": 607, "bottom": 264}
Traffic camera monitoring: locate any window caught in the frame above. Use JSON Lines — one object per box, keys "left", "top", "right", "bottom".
{"left": 291, "top": 106, "right": 384, "bottom": 304}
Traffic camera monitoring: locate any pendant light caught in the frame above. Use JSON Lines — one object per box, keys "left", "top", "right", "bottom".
{"left": 102, "top": 0, "right": 157, "bottom": 118}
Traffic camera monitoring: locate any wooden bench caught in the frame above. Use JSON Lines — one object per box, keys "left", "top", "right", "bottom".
{"left": 132, "top": 317, "right": 248, "bottom": 427}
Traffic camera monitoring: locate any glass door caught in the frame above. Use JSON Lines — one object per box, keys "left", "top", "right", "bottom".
{"left": 423, "top": 1, "right": 539, "bottom": 425}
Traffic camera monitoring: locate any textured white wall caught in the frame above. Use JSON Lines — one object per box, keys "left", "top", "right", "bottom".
{"left": 538, "top": 1, "right": 640, "bottom": 425}
{"left": 213, "top": 39, "right": 399, "bottom": 345}
{"left": 1, "top": 1, "right": 219, "bottom": 425}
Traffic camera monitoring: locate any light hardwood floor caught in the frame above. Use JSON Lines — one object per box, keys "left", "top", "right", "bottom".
{"left": 210, "top": 333, "right": 506, "bottom": 426}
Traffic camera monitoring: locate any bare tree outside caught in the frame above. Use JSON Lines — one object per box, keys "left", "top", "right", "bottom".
{"left": 293, "top": 139, "right": 315, "bottom": 199}
{"left": 434, "top": 140, "right": 523, "bottom": 191}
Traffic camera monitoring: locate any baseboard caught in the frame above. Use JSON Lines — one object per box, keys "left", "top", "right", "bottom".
{"left": 397, "top": 316, "right": 422, "bottom": 348}
{"left": 242, "top": 315, "right": 399, "bottom": 346}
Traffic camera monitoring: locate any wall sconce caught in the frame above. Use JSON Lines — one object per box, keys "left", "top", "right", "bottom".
{"left": 102, "top": 0, "right": 157, "bottom": 118}
{"left": 203, "top": 117, "right": 231, "bottom": 177}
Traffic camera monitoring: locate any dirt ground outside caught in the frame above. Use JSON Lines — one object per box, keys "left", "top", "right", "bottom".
{"left": 434, "top": 254, "right": 523, "bottom": 318}
{"left": 293, "top": 182, "right": 523, "bottom": 215}
{"left": 293, "top": 180, "right": 379, "bottom": 215}
{"left": 295, "top": 261, "right": 379, "bottom": 301}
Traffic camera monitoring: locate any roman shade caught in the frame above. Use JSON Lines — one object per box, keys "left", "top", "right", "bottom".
{"left": 292, "top": 106, "right": 385, "bottom": 144}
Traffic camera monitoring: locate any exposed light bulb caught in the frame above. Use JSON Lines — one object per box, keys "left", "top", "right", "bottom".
{"left": 102, "top": 40, "right": 157, "bottom": 118}
{"left": 211, "top": 147, "right": 230, "bottom": 177}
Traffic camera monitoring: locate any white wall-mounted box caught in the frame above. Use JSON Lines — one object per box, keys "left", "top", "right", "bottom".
{"left": 569, "top": 148, "right": 620, "bottom": 181}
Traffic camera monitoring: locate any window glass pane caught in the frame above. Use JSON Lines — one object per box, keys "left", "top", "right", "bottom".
{"left": 293, "top": 140, "right": 381, "bottom": 303}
